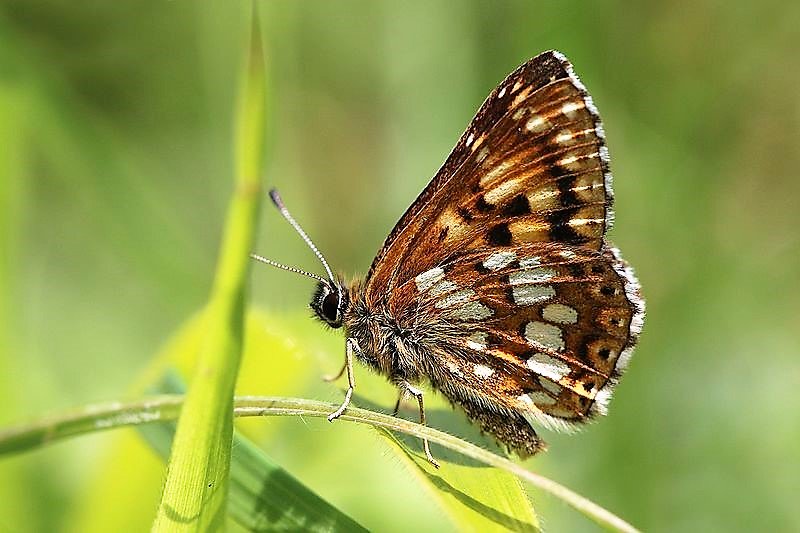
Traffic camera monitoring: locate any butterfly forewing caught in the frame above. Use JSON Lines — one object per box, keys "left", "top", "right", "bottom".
{"left": 365, "top": 51, "right": 613, "bottom": 307}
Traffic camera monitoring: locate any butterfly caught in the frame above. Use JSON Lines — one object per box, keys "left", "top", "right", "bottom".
{"left": 252, "top": 50, "right": 644, "bottom": 467}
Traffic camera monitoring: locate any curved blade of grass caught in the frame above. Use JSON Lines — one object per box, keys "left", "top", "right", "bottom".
{"left": 151, "top": 8, "right": 267, "bottom": 531}
{"left": 0, "top": 396, "right": 638, "bottom": 532}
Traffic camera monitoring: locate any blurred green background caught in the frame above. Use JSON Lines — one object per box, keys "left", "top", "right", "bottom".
{"left": 1, "top": 1, "right": 799, "bottom": 531}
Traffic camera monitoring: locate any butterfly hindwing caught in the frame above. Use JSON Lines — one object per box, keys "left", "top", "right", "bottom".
{"left": 399, "top": 243, "right": 642, "bottom": 433}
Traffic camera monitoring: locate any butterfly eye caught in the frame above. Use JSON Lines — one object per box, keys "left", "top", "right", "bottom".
{"left": 311, "top": 282, "right": 345, "bottom": 328}
{"left": 322, "top": 291, "right": 340, "bottom": 324}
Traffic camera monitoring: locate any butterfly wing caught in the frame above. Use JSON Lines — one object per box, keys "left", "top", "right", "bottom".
{"left": 397, "top": 244, "right": 643, "bottom": 433}
{"left": 361, "top": 51, "right": 644, "bottom": 446}
{"left": 365, "top": 51, "right": 614, "bottom": 311}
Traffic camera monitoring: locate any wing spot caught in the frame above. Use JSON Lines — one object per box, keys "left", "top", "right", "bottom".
{"left": 457, "top": 206, "right": 474, "bottom": 222}
{"left": 482, "top": 251, "right": 517, "bottom": 271}
{"left": 561, "top": 101, "right": 585, "bottom": 118}
{"left": 600, "top": 286, "right": 616, "bottom": 296}
{"left": 519, "top": 256, "right": 542, "bottom": 267}
{"left": 525, "top": 115, "right": 550, "bottom": 133}
{"left": 524, "top": 321, "right": 565, "bottom": 351}
{"left": 526, "top": 350, "right": 570, "bottom": 380}
{"left": 509, "top": 267, "right": 556, "bottom": 285}
{"left": 484, "top": 176, "right": 526, "bottom": 205}
{"left": 414, "top": 267, "right": 445, "bottom": 292}
{"left": 447, "top": 301, "right": 494, "bottom": 321}
{"left": 568, "top": 217, "right": 604, "bottom": 227}
{"left": 511, "top": 85, "right": 533, "bottom": 107}
{"left": 434, "top": 287, "right": 474, "bottom": 308}
{"left": 502, "top": 194, "right": 531, "bottom": 217}
{"left": 474, "top": 364, "right": 494, "bottom": 378}
{"left": 429, "top": 280, "right": 458, "bottom": 296}
{"left": 475, "top": 195, "right": 494, "bottom": 212}
{"left": 487, "top": 223, "right": 513, "bottom": 246}
{"left": 542, "top": 303, "right": 579, "bottom": 324}
{"left": 512, "top": 284, "right": 556, "bottom": 306}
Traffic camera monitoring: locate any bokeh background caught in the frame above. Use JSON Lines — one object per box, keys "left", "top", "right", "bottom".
{"left": 2, "top": 1, "right": 799, "bottom": 531}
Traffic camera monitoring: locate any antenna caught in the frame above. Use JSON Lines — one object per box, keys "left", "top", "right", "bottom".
{"left": 267, "top": 189, "right": 336, "bottom": 283}
{"left": 249, "top": 253, "right": 328, "bottom": 285}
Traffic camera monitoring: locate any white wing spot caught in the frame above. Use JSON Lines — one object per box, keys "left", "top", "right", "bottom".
{"left": 519, "top": 256, "right": 542, "bottom": 267}
{"left": 414, "top": 267, "right": 445, "bottom": 292}
{"left": 526, "top": 351, "right": 570, "bottom": 380}
{"left": 484, "top": 176, "right": 526, "bottom": 204}
{"left": 571, "top": 183, "right": 603, "bottom": 192}
{"left": 429, "top": 279, "right": 458, "bottom": 296}
{"left": 497, "top": 86, "right": 507, "bottom": 98}
{"left": 561, "top": 101, "right": 584, "bottom": 118}
{"left": 474, "top": 364, "right": 494, "bottom": 378}
{"left": 466, "top": 132, "right": 475, "bottom": 146}
{"left": 542, "top": 303, "right": 579, "bottom": 324}
{"left": 435, "top": 288, "right": 475, "bottom": 309}
{"left": 568, "top": 217, "right": 604, "bottom": 227}
{"left": 525, "top": 115, "right": 549, "bottom": 132}
{"left": 512, "top": 284, "right": 556, "bottom": 306}
{"left": 448, "top": 301, "right": 494, "bottom": 321}
{"left": 509, "top": 267, "right": 556, "bottom": 285}
{"left": 482, "top": 251, "right": 517, "bottom": 271}
{"left": 524, "top": 322, "right": 565, "bottom": 351}
{"left": 555, "top": 131, "right": 575, "bottom": 144}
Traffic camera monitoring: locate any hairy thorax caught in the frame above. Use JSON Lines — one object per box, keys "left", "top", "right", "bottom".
{"left": 343, "top": 280, "right": 434, "bottom": 385}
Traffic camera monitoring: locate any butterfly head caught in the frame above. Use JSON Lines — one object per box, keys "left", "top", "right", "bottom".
{"left": 311, "top": 280, "right": 349, "bottom": 328}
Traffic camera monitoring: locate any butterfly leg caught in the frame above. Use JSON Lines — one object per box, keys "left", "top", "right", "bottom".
{"left": 322, "top": 360, "right": 347, "bottom": 382}
{"left": 391, "top": 389, "right": 406, "bottom": 417}
{"left": 401, "top": 383, "right": 440, "bottom": 469}
{"left": 327, "top": 338, "right": 356, "bottom": 422}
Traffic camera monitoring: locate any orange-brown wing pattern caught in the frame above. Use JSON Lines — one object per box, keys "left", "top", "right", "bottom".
{"left": 365, "top": 51, "right": 614, "bottom": 311}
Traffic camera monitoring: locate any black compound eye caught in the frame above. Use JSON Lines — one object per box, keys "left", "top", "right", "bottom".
{"left": 322, "top": 291, "right": 339, "bottom": 322}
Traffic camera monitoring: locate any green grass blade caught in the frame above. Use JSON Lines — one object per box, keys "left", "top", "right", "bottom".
{"left": 151, "top": 9, "right": 267, "bottom": 531}
{"left": 0, "top": 397, "right": 638, "bottom": 532}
